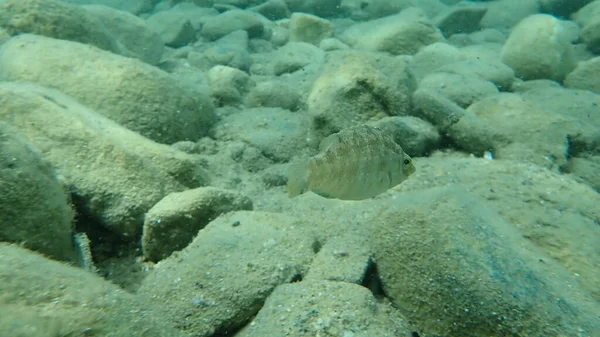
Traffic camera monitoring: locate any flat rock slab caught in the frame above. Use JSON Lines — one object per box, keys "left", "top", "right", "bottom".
{"left": 138, "top": 211, "right": 316, "bottom": 336}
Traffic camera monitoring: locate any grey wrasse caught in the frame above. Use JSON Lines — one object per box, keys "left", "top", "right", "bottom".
{"left": 288, "top": 124, "right": 416, "bottom": 200}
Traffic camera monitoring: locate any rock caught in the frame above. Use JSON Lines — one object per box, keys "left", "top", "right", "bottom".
{"left": 146, "top": 8, "right": 196, "bottom": 47}
{"left": 307, "top": 50, "right": 416, "bottom": 141}
{"left": 0, "top": 34, "right": 217, "bottom": 144}
{"left": 340, "top": 0, "right": 414, "bottom": 20}
{"left": 0, "top": 82, "right": 209, "bottom": 239}
{"left": 516, "top": 83, "right": 600, "bottom": 131}
{"left": 288, "top": 12, "right": 333, "bottom": 46}
{"left": 460, "top": 41, "right": 504, "bottom": 63}
{"left": 467, "top": 92, "right": 596, "bottom": 169}
{"left": 193, "top": 30, "right": 253, "bottom": 72}
{"left": 260, "top": 166, "right": 288, "bottom": 187}
{"left": 0, "top": 243, "right": 184, "bottom": 337}
{"left": 436, "top": 58, "right": 516, "bottom": 91}
{"left": 216, "top": 28, "right": 250, "bottom": 47}
{"left": 0, "top": 123, "right": 75, "bottom": 261}
{"left": 160, "top": 3, "right": 220, "bottom": 32}
{"left": 396, "top": 156, "right": 600, "bottom": 307}
{"left": 412, "top": 89, "right": 497, "bottom": 155}
{"left": 249, "top": 37, "right": 276, "bottom": 53}
{"left": 318, "top": 37, "right": 349, "bottom": 51}
{"left": 369, "top": 116, "right": 441, "bottom": 156}
{"left": 244, "top": 80, "right": 301, "bottom": 111}
{"left": 341, "top": 0, "right": 448, "bottom": 20}
{"left": 269, "top": 23, "right": 289, "bottom": 47}
{"left": 0, "top": 0, "right": 115, "bottom": 52}
{"left": 469, "top": 28, "right": 507, "bottom": 44}
{"left": 370, "top": 184, "right": 600, "bottom": 337}
{"left": 165, "top": 60, "right": 213, "bottom": 96}
{"left": 564, "top": 56, "right": 600, "bottom": 94}
{"left": 501, "top": 14, "right": 577, "bottom": 81}
{"left": 59, "top": 0, "right": 155, "bottom": 14}
{"left": 236, "top": 145, "right": 274, "bottom": 172}
{"left": 419, "top": 72, "right": 499, "bottom": 108}
{"left": 213, "top": 107, "right": 309, "bottom": 162}
{"left": 480, "top": 0, "right": 540, "bottom": 32}
{"left": 168, "top": 0, "right": 240, "bottom": 6}
{"left": 280, "top": 153, "right": 600, "bottom": 336}
{"left": 237, "top": 280, "right": 412, "bottom": 337}
{"left": 0, "top": 28, "right": 8, "bottom": 45}
{"left": 283, "top": 0, "right": 340, "bottom": 17}
{"left": 409, "top": 42, "right": 465, "bottom": 82}
{"left": 249, "top": 44, "right": 322, "bottom": 95}
{"left": 448, "top": 32, "right": 475, "bottom": 47}
{"left": 169, "top": 137, "right": 219, "bottom": 157}
{"left": 211, "top": 0, "right": 263, "bottom": 8}
{"left": 201, "top": 43, "right": 253, "bottom": 72}
{"left": 1, "top": 1, "right": 164, "bottom": 66}
{"left": 201, "top": 10, "right": 264, "bottom": 40}
{"left": 208, "top": 65, "right": 255, "bottom": 106}
{"left": 248, "top": 0, "right": 290, "bottom": 20}
{"left": 433, "top": 1, "right": 488, "bottom": 37}
{"left": 569, "top": 153, "right": 600, "bottom": 192}
{"left": 83, "top": 4, "right": 164, "bottom": 65}
{"left": 340, "top": 7, "right": 445, "bottom": 55}
{"left": 304, "top": 237, "right": 372, "bottom": 283}
{"left": 512, "top": 84, "right": 600, "bottom": 179}
{"left": 272, "top": 41, "right": 325, "bottom": 75}
{"left": 540, "top": 0, "right": 595, "bottom": 17}
{"left": 138, "top": 211, "right": 316, "bottom": 337}
{"left": 573, "top": 0, "right": 600, "bottom": 53}
{"left": 142, "top": 187, "right": 253, "bottom": 262}
{"left": 170, "top": 140, "right": 202, "bottom": 154}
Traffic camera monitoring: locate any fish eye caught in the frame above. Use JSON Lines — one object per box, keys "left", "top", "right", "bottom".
{"left": 403, "top": 159, "right": 411, "bottom": 165}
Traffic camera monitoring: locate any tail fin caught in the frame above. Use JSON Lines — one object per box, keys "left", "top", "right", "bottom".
{"left": 287, "top": 161, "right": 309, "bottom": 197}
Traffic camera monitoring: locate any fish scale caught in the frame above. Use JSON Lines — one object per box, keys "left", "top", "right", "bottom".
{"left": 288, "top": 124, "right": 416, "bottom": 200}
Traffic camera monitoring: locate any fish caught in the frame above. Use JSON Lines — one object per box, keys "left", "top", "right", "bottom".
{"left": 288, "top": 124, "right": 416, "bottom": 200}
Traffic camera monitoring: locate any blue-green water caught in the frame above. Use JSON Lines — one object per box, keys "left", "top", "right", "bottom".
{"left": 0, "top": 0, "right": 599, "bottom": 336}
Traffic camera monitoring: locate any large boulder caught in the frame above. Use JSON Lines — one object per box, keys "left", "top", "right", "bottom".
{"left": 572, "top": 0, "right": 600, "bottom": 53}
{"left": 59, "top": 0, "right": 157, "bottom": 14}
{"left": 340, "top": 8, "right": 445, "bottom": 55}
{"left": 0, "top": 34, "right": 216, "bottom": 144}
{"left": 281, "top": 154, "right": 600, "bottom": 337}
{"left": 307, "top": 50, "right": 416, "bottom": 141}
{"left": 213, "top": 107, "right": 309, "bottom": 162}
{"left": 371, "top": 185, "right": 600, "bottom": 337}
{"left": 0, "top": 82, "right": 209, "bottom": 239}
{"left": 138, "top": 211, "right": 316, "bottom": 336}
{"left": 412, "top": 89, "right": 497, "bottom": 155}
{"left": 83, "top": 4, "right": 164, "bottom": 64}
{"left": 0, "top": 0, "right": 163, "bottom": 63}
{"left": 0, "top": 0, "right": 115, "bottom": 52}
{"left": 540, "top": 0, "right": 595, "bottom": 17}
{"left": 501, "top": 14, "right": 577, "bottom": 81}
{"left": 237, "top": 280, "right": 412, "bottom": 336}
{"left": 288, "top": 12, "right": 333, "bottom": 46}
{"left": 564, "top": 56, "right": 600, "bottom": 94}
{"left": 283, "top": 0, "right": 340, "bottom": 17}
{"left": 468, "top": 92, "right": 597, "bottom": 169}
{"left": 200, "top": 10, "right": 264, "bottom": 41}
{"left": 0, "top": 243, "right": 185, "bottom": 337}
{"left": 0, "top": 123, "right": 75, "bottom": 261}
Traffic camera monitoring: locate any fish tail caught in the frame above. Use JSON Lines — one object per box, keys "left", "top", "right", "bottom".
{"left": 287, "top": 161, "right": 309, "bottom": 197}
